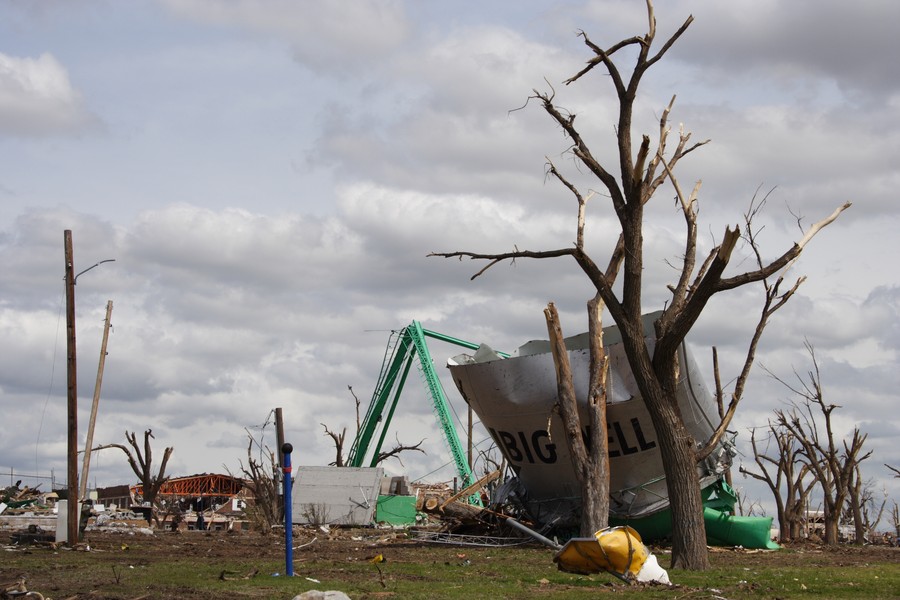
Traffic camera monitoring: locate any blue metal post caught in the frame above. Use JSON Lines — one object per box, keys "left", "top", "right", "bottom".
{"left": 282, "top": 442, "right": 294, "bottom": 577}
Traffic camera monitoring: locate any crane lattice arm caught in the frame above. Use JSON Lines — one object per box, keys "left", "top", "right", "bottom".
{"left": 347, "top": 321, "right": 508, "bottom": 505}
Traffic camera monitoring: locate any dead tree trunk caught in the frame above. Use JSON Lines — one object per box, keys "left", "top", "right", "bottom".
{"left": 846, "top": 465, "right": 868, "bottom": 544}
{"left": 321, "top": 424, "right": 347, "bottom": 467}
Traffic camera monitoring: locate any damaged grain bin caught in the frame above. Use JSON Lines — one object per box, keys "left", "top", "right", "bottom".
{"left": 447, "top": 311, "right": 774, "bottom": 547}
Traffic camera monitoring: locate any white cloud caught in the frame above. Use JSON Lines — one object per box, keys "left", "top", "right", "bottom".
{"left": 0, "top": 52, "right": 98, "bottom": 135}
{"left": 311, "top": 25, "right": 588, "bottom": 203}
{"left": 161, "top": 0, "right": 411, "bottom": 74}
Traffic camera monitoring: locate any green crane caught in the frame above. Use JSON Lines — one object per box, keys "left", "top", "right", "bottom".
{"left": 347, "top": 321, "right": 507, "bottom": 505}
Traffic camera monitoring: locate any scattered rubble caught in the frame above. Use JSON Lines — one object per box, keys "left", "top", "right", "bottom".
{"left": 9, "top": 524, "right": 55, "bottom": 546}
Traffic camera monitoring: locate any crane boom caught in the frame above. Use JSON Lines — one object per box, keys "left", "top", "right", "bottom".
{"left": 347, "top": 321, "right": 508, "bottom": 505}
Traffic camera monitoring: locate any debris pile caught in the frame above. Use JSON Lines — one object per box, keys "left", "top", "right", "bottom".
{"left": 88, "top": 512, "right": 156, "bottom": 535}
{"left": 0, "top": 483, "right": 61, "bottom": 540}
{"left": 1, "top": 576, "right": 47, "bottom": 600}
{"left": 0, "top": 482, "right": 51, "bottom": 515}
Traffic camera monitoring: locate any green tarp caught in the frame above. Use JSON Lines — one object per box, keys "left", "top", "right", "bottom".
{"left": 375, "top": 495, "right": 417, "bottom": 525}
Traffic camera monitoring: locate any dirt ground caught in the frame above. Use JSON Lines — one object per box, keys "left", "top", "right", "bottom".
{"left": 2, "top": 525, "right": 899, "bottom": 599}
{"left": 34, "top": 525, "right": 892, "bottom": 567}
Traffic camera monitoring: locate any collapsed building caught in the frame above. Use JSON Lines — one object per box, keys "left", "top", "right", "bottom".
{"left": 128, "top": 473, "right": 250, "bottom": 530}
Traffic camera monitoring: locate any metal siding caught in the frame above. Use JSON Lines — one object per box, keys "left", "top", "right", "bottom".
{"left": 292, "top": 466, "right": 384, "bottom": 526}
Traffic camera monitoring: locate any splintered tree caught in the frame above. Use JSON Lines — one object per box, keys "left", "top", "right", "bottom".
{"left": 544, "top": 299, "right": 610, "bottom": 537}
{"left": 95, "top": 429, "right": 173, "bottom": 518}
{"left": 430, "top": 0, "right": 848, "bottom": 569}
{"left": 773, "top": 343, "right": 872, "bottom": 545}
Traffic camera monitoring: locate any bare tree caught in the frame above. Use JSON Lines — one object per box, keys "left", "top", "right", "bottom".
{"left": 863, "top": 485, "right": 889, "bottom": 542}
{"left": 735, "top": 494, "right": 766, "bottom": 519}
{"left": 322, "top": 386, "right": 425, "bottom": 468}
{"left": 94, "top": 429, "right": 173, "bottom": 521}
{"left": 429, "top": 0, "right": 848, "bottom": 569}
{"left": 236, "top": 435, "right": 280, "bottom": 533}
{"left": 156, "top": 495, "right": 188, "bottom": 530}
{"left": 740, "top": 422, "right": 814, "bottom": 542}
{"left": 773, "top": 343, "right": 872, "bottom": 544}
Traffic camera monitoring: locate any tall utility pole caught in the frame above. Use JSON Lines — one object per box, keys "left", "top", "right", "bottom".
{"left": 80, "top": 300, "right": 113, "bottom": 500}
{"left": 62, "top": 233, "right": 114, "bottom": 545}
{"left": 64, "top": 230, "right": 79, "bottom": 545}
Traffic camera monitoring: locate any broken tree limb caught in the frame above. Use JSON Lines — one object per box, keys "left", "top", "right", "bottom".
{"left": 439, "top": 469, "right": 501, "bottom": 510}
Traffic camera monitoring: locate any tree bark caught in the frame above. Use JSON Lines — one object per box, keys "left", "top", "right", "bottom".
{"left": 848, "top": 470, "right": 865, "bottom": 544}
{"left": 625, "top": 338, "right": 709, "bottom": 569}
{"left": 544, "top": 302, "right": 609, "bottom": 536}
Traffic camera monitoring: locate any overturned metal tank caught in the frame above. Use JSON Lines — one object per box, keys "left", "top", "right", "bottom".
{"left": 447, "top": 311, "right": 734, "bottom": 529}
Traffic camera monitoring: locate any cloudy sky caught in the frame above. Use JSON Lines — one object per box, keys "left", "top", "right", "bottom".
{"left": 2, "top": 0, "right": 898, "bottom": 522}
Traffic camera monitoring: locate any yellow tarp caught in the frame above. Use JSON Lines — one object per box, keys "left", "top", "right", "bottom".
{"left": 554, "top": 526, "right": 649, "bottom": 578}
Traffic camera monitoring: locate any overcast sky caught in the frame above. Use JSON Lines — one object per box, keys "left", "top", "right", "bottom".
{"left": 2, "top": 0, "right": 898, "bottom": 522}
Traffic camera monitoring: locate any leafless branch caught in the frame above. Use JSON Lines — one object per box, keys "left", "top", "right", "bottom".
{"left": 375, "top": 436, "right": 425, "bottom": 466}
{"left": 547, "top": 158, "right": 593, "bottom": 250}
{"left": 427, "top": 247, "right": 577, "bottom": 280}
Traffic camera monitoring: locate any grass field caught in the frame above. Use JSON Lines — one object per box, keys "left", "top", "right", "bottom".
{"left": 2, "top": 528, "right": 899, "bottom": 599}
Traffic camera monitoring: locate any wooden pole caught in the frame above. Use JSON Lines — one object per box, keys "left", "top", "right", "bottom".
{"left": 64, "top": 230, "right": 79, "bottom": 545}
{"left": 275, "top": 408, "right": 286, "bottom": 522}
{"left": 275, "top": 408, "right": 286, "bottom": 469}
{"left": 467, "top": 405, "right": 473, "bottom": 471}
{"left": 80, "top": 300, "right": 113, "bottom": 500}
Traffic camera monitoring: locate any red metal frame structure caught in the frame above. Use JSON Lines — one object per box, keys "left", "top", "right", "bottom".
{"left": 131, "top": 473, "right": 244, "bottom": 499}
